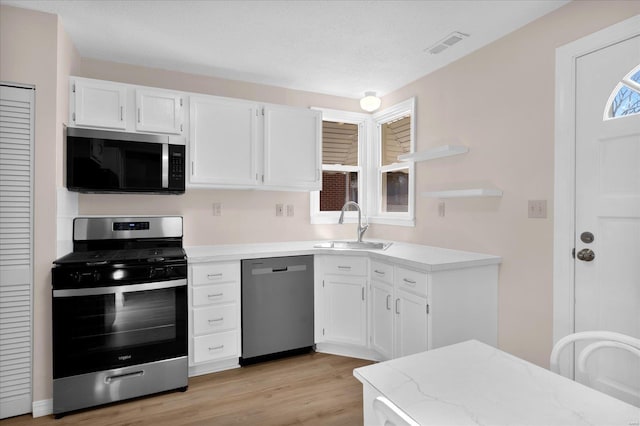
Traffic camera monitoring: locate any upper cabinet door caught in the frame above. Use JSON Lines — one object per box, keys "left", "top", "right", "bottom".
{"left": 189, "top": 96, "right": 258, "bottom": 186}
{"left": 262, "top": 105, "right": 321, "bottom": 190}
{"left": 72, "top": 79, "right": 127, "bottom": 130}
{"left": 135, "top": 89, "right": 184, "bottom": 135}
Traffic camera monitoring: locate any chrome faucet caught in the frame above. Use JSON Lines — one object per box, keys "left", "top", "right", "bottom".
{"left": 338, "top": 201, "right": 369, "bottom": 242}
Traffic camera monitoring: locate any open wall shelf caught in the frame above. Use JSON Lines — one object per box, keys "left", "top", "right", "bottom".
{"left": 398, "top": 144, "right": 468, "bottom": 162}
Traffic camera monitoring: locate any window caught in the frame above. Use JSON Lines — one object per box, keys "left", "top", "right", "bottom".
{"left": 371, "top": 98, "right": 415, "bottom": 226}
{"left": 311, "top": 98, "right": 415, "bottom": 227}
{"left": 310, "top": 109, "right": 368, "bottom": 224}
{"left": 605, "top": 64, "right": 640, "bottom": 119}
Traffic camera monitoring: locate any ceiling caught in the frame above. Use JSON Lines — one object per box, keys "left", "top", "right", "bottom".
{"left": 1, "top": 0, "right": 569, "bottom": 99}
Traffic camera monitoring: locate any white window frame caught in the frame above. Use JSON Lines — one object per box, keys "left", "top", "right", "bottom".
{"left": 369, "top": 98, "right": 416, "bottom": 227}
{"left": 310, "top": 108, "right": 370, "bottom": 225}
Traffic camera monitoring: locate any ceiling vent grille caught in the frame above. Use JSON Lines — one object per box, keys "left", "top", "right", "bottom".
{"left": 426, "top": 31, "right": 470, "bottom": 55}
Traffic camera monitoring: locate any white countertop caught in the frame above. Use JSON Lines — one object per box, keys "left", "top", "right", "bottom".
{"left": 185, "top": 240, "right": 501, "bottom": 272}
{"left": 353, "top": 340, "right": 640, "bottom": 426}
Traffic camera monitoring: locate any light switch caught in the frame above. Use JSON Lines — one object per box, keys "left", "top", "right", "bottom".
{"left": 276, "top": 204, "right": 284, "bottom": 217}
{"left": 528, "top": 200, "right": 547, "bottom": 219}
{"left": 212, "top": 202, "right": 222, "bottom": 216}
{"left": 286, "top": 204, "right": 294, "bottom": 217}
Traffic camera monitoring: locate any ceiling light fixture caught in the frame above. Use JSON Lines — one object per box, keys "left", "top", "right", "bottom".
{"left": 360, "top": 91, "right": 381, "bottom": 112}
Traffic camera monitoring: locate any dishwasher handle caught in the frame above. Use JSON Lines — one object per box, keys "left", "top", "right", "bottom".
{"left": 251, "top": 264, "right": 307, "bottom": 275}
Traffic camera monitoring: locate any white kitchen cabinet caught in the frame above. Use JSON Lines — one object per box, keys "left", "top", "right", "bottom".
{"left": 370, "top": 260, "right": 394, "bottom": 359}
{"left": 189, "top": 95, "right": 258, "bottom": 186}
{"left": 188, "top": 95, "right": 321, "bottom": 191}
{"left": 394, "top": 288, "right": 428, "bottom": 358}
{"left": 371, "top": 262, "right": 429, "bottom": 359}
{"left": 316, "top": 255, "right": 368, "bottom": 347}
{"left": 263, "top": 104, "right": 321, "bottom": 190}
{"left": 135, "top": 89, "right": 184, "bottom": 135}
{"left": 71, "top": 78, "right": 127, "bottom": 130}
{"left": 188, "top": 261, "right": 241, "bottom": 376}
{"left": 369, "top": 260, "right": 498, "bottom": 359}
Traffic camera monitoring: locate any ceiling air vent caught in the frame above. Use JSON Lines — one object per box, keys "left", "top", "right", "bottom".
{"left": 426, "top": 31, "right": 470, "bottom": 55}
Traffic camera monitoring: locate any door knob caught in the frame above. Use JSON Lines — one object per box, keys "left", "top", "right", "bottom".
{"left": 576, "top": 248, "right": 595, "bottom": 262}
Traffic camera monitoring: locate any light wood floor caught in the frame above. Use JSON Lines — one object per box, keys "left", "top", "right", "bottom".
{"left": 3, "top": 352, "right": 373, "bottom": 426}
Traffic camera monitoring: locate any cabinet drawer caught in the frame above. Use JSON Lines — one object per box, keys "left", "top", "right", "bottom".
{"left": 191, "top": 262, "right": 239, "bottom": 286}
{"left": 193, "top": 330, "right": 238, "bottom": 364}
{"left": 193, "top": 304, "right": 237, "bottom": 335}
{"left": 395, "top": 266, "right": 428, "bottom": 296}
{"left": 192, "top": 283, "right": 238, "bottom": 307}
{"left": 370, "top": 260, "right": 393, "bottom": 285}
{"left": 322, "top": 256, "right": 367, "bottom": 276}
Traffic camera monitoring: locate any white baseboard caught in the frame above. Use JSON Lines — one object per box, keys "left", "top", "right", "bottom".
{"left": 315, "top": 342, "right": 383, "bottom": 361}
{"left": 32, "top": 399, "right": 53, "bottom": 418}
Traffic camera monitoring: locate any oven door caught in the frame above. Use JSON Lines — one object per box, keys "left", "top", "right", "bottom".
{"left": 53, "top": 279, "right": 187, "bottom": 379}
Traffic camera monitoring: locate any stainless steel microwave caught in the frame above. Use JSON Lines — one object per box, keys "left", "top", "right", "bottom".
{"left": 66, "top": 127, "right": 185, "bottom": 194}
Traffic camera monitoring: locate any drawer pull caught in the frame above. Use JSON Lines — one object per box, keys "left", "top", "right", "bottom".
{"left": 337, "top": 265, "right": 351, "bottom": 270}
{"left": 374, "top": 270, "right": 385, "bottom": 275}
{"left": 402, "top": 278, "right": 417, "bottom": 285}
{"left": 208, "top": 345, "right": 224, "bottom": 351}
{"left": 208, "top": 293, "right": 224, "bottom": 298}
{"left": 207, "top": 273, "right": 223, "bottom": 279}
{"left": 208, "top": 317, "right": 224, "bottom": 323}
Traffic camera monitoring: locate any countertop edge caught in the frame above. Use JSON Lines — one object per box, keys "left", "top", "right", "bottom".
{"left": 185, "top": 241, "right": 502, "bottom": 272}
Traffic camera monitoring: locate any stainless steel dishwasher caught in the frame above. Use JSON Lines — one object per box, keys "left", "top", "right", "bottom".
{"left": 241, "top": 255, "right": 314, "bottom": 364}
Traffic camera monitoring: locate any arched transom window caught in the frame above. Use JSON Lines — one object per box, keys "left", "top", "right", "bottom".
{"left": 605, "top": 64, "right": 640, "bottom": 119}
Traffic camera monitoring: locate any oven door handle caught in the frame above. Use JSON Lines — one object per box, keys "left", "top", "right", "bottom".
{"left": 53, "top": 278, "right": 186, "bottom": 297}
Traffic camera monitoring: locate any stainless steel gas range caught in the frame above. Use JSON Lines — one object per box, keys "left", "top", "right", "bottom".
{"left": 51, "top": 216, "right": 188, "bottom": 417}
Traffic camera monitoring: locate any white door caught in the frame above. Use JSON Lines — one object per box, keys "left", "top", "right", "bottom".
{"left": 73, "top": 79, "right": 127, "bottom": 130}
{"left": 394, "top": 290, "right": 428, "bottom": 358}
{"left": 189, "top": 95, "right": 258, "bottom": 186}
{"left": 0, "top": 84, "right": 34, "bottom": 419}
{"left": 370, "top": 281, "right": 393, "bottom": 359}
{"left": 135, "top": 89, "right": 183, "bottom": 135}
{"left": 322, "top": 275, "right": 367, "bottom": 346}
{"left": 574, "top": 35, "right": 640, "bottom": 406}
{"left": 262, "top": 104, "right": 321, "bottom": 190}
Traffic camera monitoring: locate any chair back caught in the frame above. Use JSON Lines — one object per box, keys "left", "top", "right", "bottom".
{"left": 372, "top": 396, "right": 420, "bottom": 426}
{"left": 550, "top": 331, "right": 640, "bottom": 407}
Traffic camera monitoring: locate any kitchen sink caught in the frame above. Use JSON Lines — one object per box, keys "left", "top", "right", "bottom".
{"left": 314, "top": 241, "right": 393, "bottom": 250}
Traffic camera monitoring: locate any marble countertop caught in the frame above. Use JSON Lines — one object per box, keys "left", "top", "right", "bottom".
{"left": 353, "top": 340, "right": 639, "bottom": 425}
{"left": 185, "top": 240, "right": 501, "bottom": 272}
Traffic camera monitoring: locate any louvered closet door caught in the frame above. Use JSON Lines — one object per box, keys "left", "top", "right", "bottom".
{"left": 0, "top": 84, "right": 34, "bottom": 419}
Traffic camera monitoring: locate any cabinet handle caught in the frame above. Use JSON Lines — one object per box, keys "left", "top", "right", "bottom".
{"left": 137, "top": 107, "right": 141, "bottom": 123}
{"left": 374, "top": 270, "right": 385, "bottom": 276}
{"left": 395, "top": 298, "right": 400, "bottom": 315}
{"left": 386, "top": 294, "right": 391, "bottom": 310}
{"left": 207, "top": 293, "right": 223, "bottom": 298}
{"left": 402, "top": 278, "right": 416, "bottom": 285}
{"left": 207, "top": 273, "right": 223, "bottom": 279}
{"left": 120, "top": 106, "right": 123, "bottom": 121}
{"left": 361, "top": 287, "right": 365, "bottom": 301}
{"left": 337, "top": 265, "right": 351, "bottom": 270}
{"left": 208, "top": 317, "right": 224, "bottom": 323}
{"left": 208, "top": 345, "right": 224, "bottom": 351}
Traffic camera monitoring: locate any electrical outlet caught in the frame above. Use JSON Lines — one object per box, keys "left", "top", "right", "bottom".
{"left": 212, "top": 202, "right": 222, "bottom": 216}
{"left": 528, "top": 200, "right": 547, "bottom": 219}
{"left": 438, "top": 201, "right": 445, "bottom": 217}
{"left": 286, "top": 204, "right": 294, "bottom": 217}
{"left": 276, "top": 204, "right": 284, "bottom": 217}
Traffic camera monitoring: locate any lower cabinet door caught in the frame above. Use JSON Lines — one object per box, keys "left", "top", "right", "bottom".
{"left": 371, "top": 281, "right": 394, "bottom": 359}
{"left": 322, "top": 275, "right": 367, "bottom": 346}
{"left": 394, "top": 290, "right": 428, "bottom": 358}
{"left": 193, "top": 330, "right": 238, "bottom": 363}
